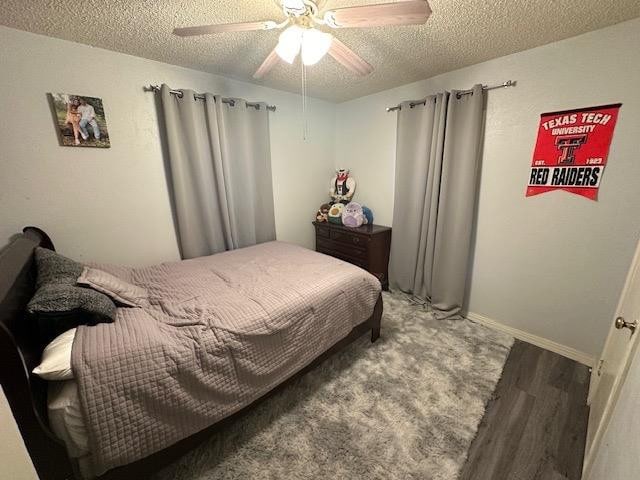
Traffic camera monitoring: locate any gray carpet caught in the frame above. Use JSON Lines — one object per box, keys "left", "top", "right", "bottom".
{"left": 154, "top": 291, "right": 514, "bottom": 480}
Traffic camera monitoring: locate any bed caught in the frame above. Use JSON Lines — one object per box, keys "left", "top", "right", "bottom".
{"left": 0, "top": 227, "right": 383, "bottom": 480}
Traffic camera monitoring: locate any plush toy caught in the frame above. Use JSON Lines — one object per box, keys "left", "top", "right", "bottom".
{"left": 329, "top": 168, "right": 356, "bottom": 204}
{"left": 342, "top": 202, "right": 365, "bottom": 228}
{"left": 328, "top": 203, "right": 345, "bottom": 224}
{"left": 315, "top": 203, "right": 330, "bottom": 223}
{"left": 362, "top": 206, "right": 374, "bottom": 225}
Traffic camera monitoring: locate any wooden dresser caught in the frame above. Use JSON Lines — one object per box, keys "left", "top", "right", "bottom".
{"left": 313, "top": 221, "right": 392, "bottom": 290}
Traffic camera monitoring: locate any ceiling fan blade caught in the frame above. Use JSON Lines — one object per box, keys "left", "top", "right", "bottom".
{"left": 324, "top": 0, "right": 431, "bottom": 28}
{"left": 327, "top": 37, "right": 373, "bottom": 76}
{"left": 253, "top": 49, "right": 281, "bottom": 79}
{"left": 174, "top": 20, "right": 280, "bottom": 37}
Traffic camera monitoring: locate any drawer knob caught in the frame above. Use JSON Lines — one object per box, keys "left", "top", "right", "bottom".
{"left": 353, "top": 237, "right": 360, "bottom": 243}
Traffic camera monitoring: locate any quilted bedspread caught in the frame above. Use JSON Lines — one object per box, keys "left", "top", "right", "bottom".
{"left": 70, "top": 241, "right": 381, "bottom": 475}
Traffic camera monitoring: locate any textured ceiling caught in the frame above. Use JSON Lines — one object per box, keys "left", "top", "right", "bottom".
{"left": 2, "top": 0, "right": 639, "bottom": 102}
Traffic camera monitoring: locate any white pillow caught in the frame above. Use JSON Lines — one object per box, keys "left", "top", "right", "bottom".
{"left": 32, "top": 328, "right": 76, "bottom": 380}
{"left": 77, "top": 266, "right": 148, "bottom": 307}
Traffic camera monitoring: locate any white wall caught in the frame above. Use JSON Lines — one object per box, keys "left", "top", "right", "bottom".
{"left": 334, "top": 18, "right": 640, "bottom": 359}
{"left": 0, "top": 26, "right": 335, "bottom": 266}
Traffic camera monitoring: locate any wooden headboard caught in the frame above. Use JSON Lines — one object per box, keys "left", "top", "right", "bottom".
{"left": 0, "top": 227, "right": 75, "bottom": 480}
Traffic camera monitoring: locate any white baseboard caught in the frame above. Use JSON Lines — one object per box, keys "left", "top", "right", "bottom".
{"left": 466, "top": 311, "right": 595, "bottom": 367}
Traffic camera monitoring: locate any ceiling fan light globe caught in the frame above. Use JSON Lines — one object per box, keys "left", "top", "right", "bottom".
{"left": 275, "top": 25, "right": 303, "bottom": 64}
{"left": 301, "top": 29, "right": 332, "bottom": 66}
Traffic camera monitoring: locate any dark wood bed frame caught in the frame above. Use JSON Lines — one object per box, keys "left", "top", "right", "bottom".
{"left": 0, "top": 227, "right": 383, "bottom": 480}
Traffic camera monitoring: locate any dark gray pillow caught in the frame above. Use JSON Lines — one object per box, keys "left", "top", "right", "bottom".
{"left": 34, "top": 246, "right": 83, "bottom": 288}
{"left": 27, "top": 248, "right": 116, "bottom": 344}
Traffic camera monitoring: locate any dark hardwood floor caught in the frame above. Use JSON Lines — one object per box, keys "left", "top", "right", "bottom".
{"left": 459, "top": 340, "right": 591, "bottom": 480}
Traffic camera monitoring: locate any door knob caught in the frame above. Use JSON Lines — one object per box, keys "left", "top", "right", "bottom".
{"left": 615, "top": 317, "right": 637, "bottom": 334}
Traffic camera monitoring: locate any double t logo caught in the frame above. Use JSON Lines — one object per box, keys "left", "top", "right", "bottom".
{"left": 555, "top": 134, "right": 587, "bottom": 165}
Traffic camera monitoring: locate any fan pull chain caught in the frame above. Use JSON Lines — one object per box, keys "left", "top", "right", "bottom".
{"left": 301, "top": 60, "right": 309, "bottom": 141}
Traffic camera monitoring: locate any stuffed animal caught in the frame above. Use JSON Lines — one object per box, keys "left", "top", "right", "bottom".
{"left": 315, "top": 203, "right": 330, "bottom": 223}
{"left": 362, "top": 206, "right": 374, "bottom": 225}
{"left": 329, "top": 168, "right": 356, "bottom": 204}
{"left": 328, "top": 203, "right": 345, "bottom": 224}
{"left": 342, "top": 202, "right": 365, "bottom": 228}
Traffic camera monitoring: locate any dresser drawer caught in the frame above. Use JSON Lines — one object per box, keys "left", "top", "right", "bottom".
{"left": 317, "top": 237, "right": 367, "bottom": 260}
{"left": 312, "top": 221, "right": 391, "bottom": 291}
{"left": 317, "top": 247, "right": 368, "bottom": 270}
{"left": 315, "top": 224, "right": 330, "bottom": 238}
{"left": 329, "top": 229, "right": 369, "bottom": 247}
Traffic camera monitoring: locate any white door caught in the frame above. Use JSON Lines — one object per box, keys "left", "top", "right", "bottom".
{"left": 585, "top": 343, "right": 640, "bottom": 480}
{"left": 583, "top": 237, "right": 640, "bottom": 477}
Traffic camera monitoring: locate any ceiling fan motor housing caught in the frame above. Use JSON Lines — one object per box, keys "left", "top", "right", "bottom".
{"left": 282, "top": 0, "right": 320, "bottom": 18}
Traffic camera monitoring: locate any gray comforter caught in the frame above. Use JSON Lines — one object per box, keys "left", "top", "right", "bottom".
{"left": 71, "top": 241, "right": 381, "bottom": 475}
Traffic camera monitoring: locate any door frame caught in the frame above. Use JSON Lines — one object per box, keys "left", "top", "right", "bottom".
{"left": 582, "top": 237, "right": 640, "bottom": 478}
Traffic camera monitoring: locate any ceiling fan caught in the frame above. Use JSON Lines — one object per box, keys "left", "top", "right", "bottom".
{"left": 173, "top": 0, "right": 432, "bottom": 79}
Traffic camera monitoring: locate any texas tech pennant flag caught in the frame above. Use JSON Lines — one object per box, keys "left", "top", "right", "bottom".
{"left": 526, "top": 103, "right": 622, "bottom": 200}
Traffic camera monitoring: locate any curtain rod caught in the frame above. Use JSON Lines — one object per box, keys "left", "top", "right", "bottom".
{"left": 144, "top": 85, "right": 277, "bottom": 112}
{"left": 385, "top": 80, "right": 516, "bottom": 112}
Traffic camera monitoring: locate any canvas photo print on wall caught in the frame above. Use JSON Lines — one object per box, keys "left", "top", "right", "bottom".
{"left": 50, "top": 93, "right": 110, "bottom": 148}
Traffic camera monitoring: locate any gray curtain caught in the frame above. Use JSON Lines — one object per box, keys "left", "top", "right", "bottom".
{"left": 389, "top": 84, "right": 484, "bottom": 319}
{"left": 160, "top": 84, "right": 275, "bottom": 259}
